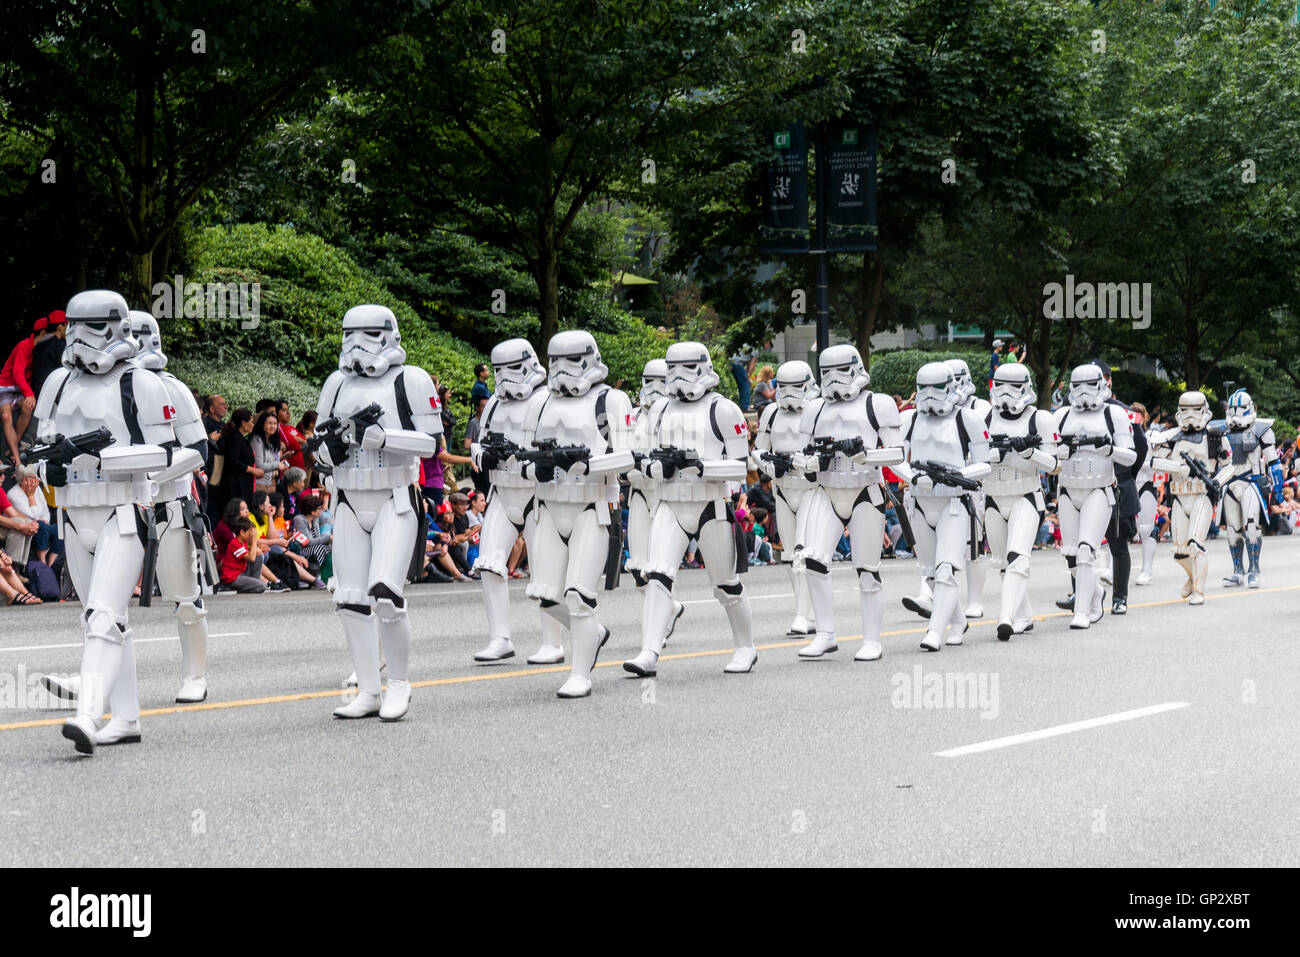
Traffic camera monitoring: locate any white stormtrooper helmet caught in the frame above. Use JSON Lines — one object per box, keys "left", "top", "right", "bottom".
{"left": 490, "top": 338, "right": 546, "bottom": 400}
{"left": 339, "top": 305, "right": 406, "bottom": 377}
{"left": 1175, "top": 391, "right": 1212, "bottom": 432}
{"left": 916, "top": 361, "right": 959, "bottom": 415}
{"left": 991, "top": 362, "right": 1035, "bottom": 415}
{"left": 664, "top": 341, "right": 719, "bottom": 401}
{"left": 1225, "top": 389, "right": 1256, "bottom": 430}
{"left": 547, "top": 330, "right": 607, "bottom": 397}
{"left": 129, "top": 310, "right": 167, "bottom": 370}
{"left": 63, "top": 290, "right": 137, "bottom": 374}
{"left": 818, "top": 345, "right": 869, "bottom": 401}
{"left": 945, "top": 358, "right": 975, "bottom": 403}
{"left": 775, "top": 360, "right": 818, "bottom": 411}
{"left": 639, "top": 358, "right": 668, "bottom": 410}
{"left": 1068, "top": 363, "right": 1110, "bottom": 411}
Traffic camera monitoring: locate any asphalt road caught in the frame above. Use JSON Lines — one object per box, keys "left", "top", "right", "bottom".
{"left": 1, "top": 536, "right": 1296, "bottom": 867}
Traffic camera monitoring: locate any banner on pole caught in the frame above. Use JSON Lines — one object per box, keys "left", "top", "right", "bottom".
{"left": 825, "top": 123, "right": 878, "bottom": 252}
{"left": 760, "top": 124, "right": 810, "bottom": 254}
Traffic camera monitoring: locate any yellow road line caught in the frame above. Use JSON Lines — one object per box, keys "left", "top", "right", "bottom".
{"left": 1, "top": 583, "right": 1295, "bottom": 733}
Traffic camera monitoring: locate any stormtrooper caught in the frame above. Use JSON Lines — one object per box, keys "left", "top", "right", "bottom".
{"left": 893, "top": 363, "right": 991, "bottom": 651}
{"left": 31, "top": 290, "right": 187, "bottom": 754}
{"left": 1148, "top": 392, "right": 1232, "bottom": 605}
{"left": 1217, "top": 390, "right": 1280, "bottom": 589}
{"left": 40, "top": 312, "right": 216, "bottom": 709}
{"left": 519, "top": 331, "right": 634, "bottom": 699}
{"left": 314, "top": 305, "right": 441, "bottom": 720}
{"left": 623, "top": 341, "right": 756, "bottom": 677}
{"left": 468, "top": 338, "right": 564, "bottom": 665}
{"left": 982, "top": 363, "right": 1059, "bottom": 640}
{"left": 789, "top": 347, "right": 904, "bottom": 661}
{"left": 624, "top": 358, "right": 685, "bottom": 641}
{"left": 751, "top": 360, "right": 821, "bottom": 638}
{"left": 1052, "top": 365, "right": 1136, "bottom": 628}
{"left": 900, "top": 358, "right": 991, "bottom": 620}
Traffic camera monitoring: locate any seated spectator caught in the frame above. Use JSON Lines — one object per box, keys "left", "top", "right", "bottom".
{"left": 278, "top": 467, "right": 308, "bottom": 524}
{"left": 750, "top": 507, "right": 774, "bottom": 564}
{"left": 219, "top": 517, "right": 287, "bottom": 593}
{"left": 421, "top": 501, "right": 470, "bottom": 583}
{"left": 253, "top": 490, "right": 320, "bottom": 588}
{"left": 447, "top": 491, "right": 477, "bottom": 577}
{"left": 0, "top": 473, "right": 41, "bottom": 562}
{"left": 4, "top": 465, "right": 58, "bottom": 563}
{"left": 214, "top": 498, "right": 248, "bottom": 558}
{"left": 0, "top": 546, "right": 41, "bottom": 604}
{"left": 746, "top": 475, "right": 776, "bottom": 516}
{"left": 465, "top": 491, "right": 486, "bottom": 568}
{"left": 1269, "top": 484, "right": 1300, "bottom": 534}
{"left": 291, "top": 494, "right": 331, "bottom": 582}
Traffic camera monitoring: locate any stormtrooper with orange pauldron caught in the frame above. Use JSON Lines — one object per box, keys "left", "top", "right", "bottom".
{"left": 983, "top": 363, "right": 1059, "bottom": 640}
{"left": 789, "top": 346, "right": 904, "bottom": 661}
{"left": 1052, "top": 364, "right": 1136, "bottom": 629}
{"left": 623, "top": 342, "right": 756, "bottom": 678}
{"left": 518, "top": 331, "right": 635, "bottom": 699}
{"left": 893, "top": 363, "right": 992, "bottom": 652}
{"left": 315, "top": 305, "right": 441, "bottom": 721}
{"left": 469, "top": 338, "right": 563, "bottom": 666}
{"left": 751, "top": 360, "right": 821, "bottom": 639}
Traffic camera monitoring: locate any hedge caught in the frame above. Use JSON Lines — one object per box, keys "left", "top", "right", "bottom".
{"left": 868, "top": 348, "right": 993, "bottom": 401}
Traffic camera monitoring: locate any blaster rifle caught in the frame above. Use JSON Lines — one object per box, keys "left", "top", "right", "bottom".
{"left": 478, "top": 431, "right": 525, "bottom": 472}
{"left": 517, "top": 437, "right": 591, "bottom": 482}
{"left": 644, "top": 446, "right": 703, "bottom": 481}
{"left": 21, "top": 428, "right": 117, "bottom": 486}
{"left": 990, "top": 433, "right": 1043, "bottom": 455}
{"left": 758, "top": 449, "right": 798, "bottom": 478}
{"left": 804, "top": 435, "right": 866, "bottom": 472}
{"left": 910, "top": 459, "right": 982, "bottom": 492}
{"left": 1062, "top": 432, "right": 1110, "bottom": 453}
{"left": 1180, "top": 451, "right": 1222, "bottom": 504}
{"left": 305, "top": 402, "right": 384, "bottom": 460}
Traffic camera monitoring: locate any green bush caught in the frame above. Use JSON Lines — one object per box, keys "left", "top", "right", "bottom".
{"left": 168, "top": 357, "right": 321, "bottom": 417}
{"left": 868, "top": 348, "right": 991, "bottom": 400}
{"left": 171, "top": 223, "right": 486, "bottom": 440}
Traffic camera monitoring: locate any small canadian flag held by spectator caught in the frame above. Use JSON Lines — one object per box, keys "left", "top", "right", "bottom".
{"left": 292, "top": 531, "right": 310, "bottom": 547}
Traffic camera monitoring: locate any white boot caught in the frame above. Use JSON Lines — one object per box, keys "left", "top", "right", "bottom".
{"left": 61, "top": 716, "right": 98, "bottom": 755}
{"left": 622, "top": 649, "right": 658, "bottom": 677}
{"left": 379, "top": 679, "right": 411, "bottom": 721}
{"left": 946, "top": 622, "right": 968, "bottom": 646}
{"left": 1135, "top": 570, "right": 1152, "bottom": 586}
{"left": 556, "top": 675, "right": 592, "bottom": 698}
{"left": 41, "top": 673, "right": 80, "bottom": 706}
{"left": 527, "top": 643, "right": 565, "bottom": 665}
{"left": 902, "top": 579, "right": 934, "bottom": 618}
{"left": 662, "top": 600, "right": 685, "bottom": 647}
{"left": 94, "top": 717, "right": 142, "bottom": 745}
{"left": 854, "top": 641, "right": 882, "bottom": 661}
{"left": 920, "top": 628, "right": 945, "bottom": 651}
{"left": 474, "top": 636, "right": 516, "bottom": 662}
{"left": 176, "top": 677, "right": 207, "bottom": 704}
{"left": 798, "top": 633, "right": 838, "bottom": 657}
{"left": 786, "top": 615, "right": 814, "bottom": 637}
{"left": 965, "top": 556, "right": 986, "bottom": 618}
{"left": 334, "top": 691, "right": 382, "bottom": 719}
{"left": 724, "top": 646, "right": 758, "bottom": 673}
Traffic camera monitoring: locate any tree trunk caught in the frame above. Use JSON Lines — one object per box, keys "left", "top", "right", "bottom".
{"left": 1029, "top": 313, "right": 1052, "bottom": 408}
{"left": 128, "top": 68, "right": 156, "bottom": 307}
{"left": 536, "top": 211, "right": 560, "bottom": 357}
{"left": 856, "top": 254, "right": 884, "bottom": 361}
{"left": 1184, "top": 312, "right": 1200, "bottom": 389}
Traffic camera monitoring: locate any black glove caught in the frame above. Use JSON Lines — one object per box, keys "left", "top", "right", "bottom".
{"left": 480, "top": 448, "right": 500, "bottom": 473}
{"left": 56, "top": 437, "right": 85, "bottom": 462}
{"left": 325, "top": 435, "right": 351, "bottom": 465}
{"left": 533, "top": 461, "right": 557, "bottom": 483}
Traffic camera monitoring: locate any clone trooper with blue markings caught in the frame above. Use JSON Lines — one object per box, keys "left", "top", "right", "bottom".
{"left": 1218, "top": 390, "right": 1280, "bottom": 589}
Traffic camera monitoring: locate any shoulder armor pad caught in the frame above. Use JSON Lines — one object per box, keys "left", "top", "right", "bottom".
{"left": 35, "top": 367, "right": 71, "bottom": 420}
{"left": 316, "top": 370, "right": 347, "bottom": 419}
{"left": 871, "top": 392, "right": 902, "bottom": 427}
{"left": 399, "top": 365, "right": 442, "bottom": 434}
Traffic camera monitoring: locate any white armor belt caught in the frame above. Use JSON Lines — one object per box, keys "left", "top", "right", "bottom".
{"left": 817, "top": 466, "right": 882, "bottom": 488}
{"left": 535, "top": 477, "right": 611, "bottom": 504}
{"left": 333, "top": 461, "right": 419, "bottom": 491}
{"left": 158, "top": 476, "right": 193, "bottom": 502}
{"left": 59, "top": 474, "right": 152, "bottom": 509}
{"left": 1169, "top": 478, "right": 1207, "bottom": 497}
{"left": 656, "top": 478, "right": 730, "bottom": 503}
{"left": 488, "top": 467, "right": 533, "bottom": 490}
{"left": 984, "top": 472, "right": 1041, "bottom": 496}
{"left": 776, "top": 473, "right": 815, "bottom": 496}
{"left": 1059, "top": 473, "right": 1116, "bottom": 492}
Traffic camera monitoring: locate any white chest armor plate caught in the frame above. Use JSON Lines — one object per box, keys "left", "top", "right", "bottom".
{"left": 986, "top": 410, "right": 1043, "bottom": 496}
{"left": 1057, "top": 406, "right": 1116, "bottom": 489}
{"left": 534, "top": 391, "right": 614, "bottom": 504}
{"left": 653, "top": 396, "right": 732, "bottom": 502}
{"left": 764, "top": 406, "right": 815, "bottom": 497}
{"left": 1165, "top": 432, "right": 1216, "bottom": 497}
{"left": 811, "top": 397, "right": 885, "bottom": 488}
{"left": 50, "top": 367, "right": 156, "bottom": 508}
{"left": 331, "top": 368, "right": 421, "bottom": 491}
{"left": 482, "top": 388, "right": 548, "bottom": 490}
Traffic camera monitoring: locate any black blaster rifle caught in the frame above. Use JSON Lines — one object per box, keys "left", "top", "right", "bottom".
{"left": 517, "top": 437, "right": 591, "bottom": 483}
{"left": 478, "top": 431, "right": 525, "bottom": 472}
{"left": 1062, "top": 432, "right": 1110, "bottom": 453}
{"left": 758, "top": 449, "right": 798, "bottom": 478}
{"left": 1180, "top": 451, "right": 1222, "bottom": 504}
{"left": 990, "top": 433, "right": 1042, "bottom": 455}
{"left": 305, "top": 403, "right": 384, "bottom": 462}
{"left": 910, "top": 459, "right": 982, "bottom": 492}
{"left": 804, "top": 435, "right": 866, "bottom": 472}
{"left": 644, "top": 446, "right": 703, "bottom": 481}
{"left": 21, "top": 428, "right": 116, "bottom": 486}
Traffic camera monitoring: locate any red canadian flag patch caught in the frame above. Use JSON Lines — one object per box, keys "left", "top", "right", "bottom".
{"left": 429, "top": 394, "right": 441, "bottom": 410}
{"left": 163, "top": 405, "right": 176, "bottom": 420}
{"left": 734, "top": 423, "right": 746, "bottom": 435}
{"left": 625, "top": 413, "right": 634, "bottom": 426}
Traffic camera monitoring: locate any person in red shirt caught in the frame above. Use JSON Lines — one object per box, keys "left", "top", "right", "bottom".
{"left": 0, "top": 317, "right": 44, "bottom": 465}
{"left": 276, "top": 399, "right": 305, "bottom": 471}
